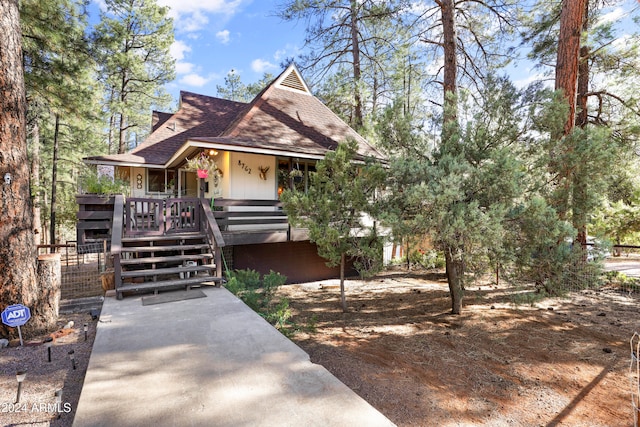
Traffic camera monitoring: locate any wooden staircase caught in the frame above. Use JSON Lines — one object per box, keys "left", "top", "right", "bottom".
{"left": 115, "top": 232, "right": 222, "bottom": 299}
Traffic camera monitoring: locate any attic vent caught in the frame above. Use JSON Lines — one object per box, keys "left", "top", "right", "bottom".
{"left": 280, "top": 70, "right": 307, "bottom": 92}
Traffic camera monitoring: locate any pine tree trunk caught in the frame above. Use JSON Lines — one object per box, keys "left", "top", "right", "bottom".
{"left": 552, "top": 0, "right": 586, "bottom": 221}
{"left": 49, "top": 113, "right": 60, "bottom": 250}
{"left": 118, "top": 112, "right": 127, "bottom": 154}
{"left": 108, "top": 113, "right": 115, "bottom": 155}
{"left": 555, "top": 0, "right": 587, "bottom": 136}
{"left": 574, "top": 2, "right": 590, "bottom": 251}
{"left": 441, "top": 0, "right": 463, "bottom": 315}
{"left": 31, "top": 121, "right": 42, "bottom": 245}
{"left": 31, "top": 253, "right": 61, "bottom": 334}
{"left": 445, "top": 247, "right": 464, "bottom": 315}
{"left": 0, "top": 0, "right": 39, "bottom": 339}
{"left": 441, "top": 0, "right": 458, "bottom": 114}
{"left": 340, "top": 252, "right": 347, "bottom": 312}
{"left": 350, "top": 0, "right": 363, "bottom": 130}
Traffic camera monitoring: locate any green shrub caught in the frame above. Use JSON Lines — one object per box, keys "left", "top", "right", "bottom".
{"left": 303, "top": 314, "right": 318, "bottom": 334}
{"left": 80, "top": 170, "right": 129, "bottom": 195}
{"left": 265, "top": 298, "right": 293, "bottom": 331}
{"left": 224, "top": 269, "right": 295, "bottom": 331}
{"left": 228, "top": 269, "right": 261, "bottom": 289}
{"left": 510, "top": 290, "right": 547, "bottom": 307}
{"left": 224, "top": 276, "right": 243, "bottom": 295}
{"left": 241, "top": 290, "right": 262, "bottom": 311}
{"left": 262, "top": 270, "right": 287, "bottom": 297}
{"left": 409, "top": 249, "right": 446, "bottom": 270}
{"left": 605, "top": 270, "right": 640, "bottom": 291}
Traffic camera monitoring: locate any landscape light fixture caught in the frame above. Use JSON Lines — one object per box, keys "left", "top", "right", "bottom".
{"left": 68, "top": 350, "right": 76, "bottom": 370}
{"left": 15, "top": 370, "right": 26, "bottom": 403}
{"left": 55, "top": 389, "right": 63, "bottom": 418}
{"left": 84, "top": 323, "right": 88, "bottom": 341}
{"left": 44, "top": 337, "right": 53, "bottom": 362}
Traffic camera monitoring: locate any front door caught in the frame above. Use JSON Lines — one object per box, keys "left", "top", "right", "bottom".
{"left": 179, "top": 170, "right": 198, "bottom": 197}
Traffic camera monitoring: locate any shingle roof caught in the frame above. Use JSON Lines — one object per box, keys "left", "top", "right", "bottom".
{"left": 85, "top": 92, "right": 247, "bottom": 166}
{"left": 85, "top": 65, "right": 384, "bottom": 166}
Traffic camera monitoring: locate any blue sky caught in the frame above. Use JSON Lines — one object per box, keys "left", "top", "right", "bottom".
{"left": 93, "top": 0, "right": 307, "bottom": 101}
{"left": 90, "top": 0, "right": 639, "bottom": 103}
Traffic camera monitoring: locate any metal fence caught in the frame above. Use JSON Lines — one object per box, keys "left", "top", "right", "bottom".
{"left": 39, "top": 241, "right": 108, "bottom": 300}
{"left": 546, "top": 257, "right": 640, "bottom": 295}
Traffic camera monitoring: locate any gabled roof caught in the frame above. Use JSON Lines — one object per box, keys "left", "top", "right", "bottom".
{"left": 85, "top": 64, "right": 384, "bottom": 168}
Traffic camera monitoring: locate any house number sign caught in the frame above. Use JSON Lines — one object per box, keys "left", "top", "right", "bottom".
{"left": 237, "top": 160, "right": 252, "bottom": 175}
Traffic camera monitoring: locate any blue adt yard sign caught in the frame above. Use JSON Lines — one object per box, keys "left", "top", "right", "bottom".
{"left": 2, "top": 304, "right": 31, "bottom": 346}
{"left": 2, "top": 304, "right": 31, "bottom": 327}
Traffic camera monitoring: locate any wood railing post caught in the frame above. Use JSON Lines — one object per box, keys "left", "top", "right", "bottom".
{"left": 200, "top": 198, "right": 226, "bottom": 278}
{"left": 111, "top": 195, "right": 124, "bottom": 293}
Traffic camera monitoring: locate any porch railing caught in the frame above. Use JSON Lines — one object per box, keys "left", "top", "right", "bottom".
{"left": 212, "top": 198, "right": 288, "bottom": 231}
{"left": 201, "top": 200, "right": 226, "bottom": 277}
{"left": 124, "top": 197, "right": 201, "bottom": 235}
{"left": 111, "top": 196, "right": 226, "bottom": 291}
{"left": 111, "top": 194, "right": 124, "bottom": 292}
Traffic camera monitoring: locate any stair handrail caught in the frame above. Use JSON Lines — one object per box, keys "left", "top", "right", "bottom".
{"left": 111, "top": 194, "right": 125, "bottom": 291}
{"left": 200, "top": 198, "right": 226, "bottom": 278}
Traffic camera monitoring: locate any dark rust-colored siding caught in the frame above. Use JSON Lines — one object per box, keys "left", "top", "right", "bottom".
{"left": 232, "top": 241, "right": 356, "bottom": 283}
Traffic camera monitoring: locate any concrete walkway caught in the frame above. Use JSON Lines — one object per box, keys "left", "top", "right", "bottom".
{"left": 73, "top": 287, "right": 395, "bottom": 427}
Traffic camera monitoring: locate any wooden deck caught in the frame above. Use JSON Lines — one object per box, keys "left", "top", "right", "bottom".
{"left": 103, "top": 196, "right": 308, "bottom": 298}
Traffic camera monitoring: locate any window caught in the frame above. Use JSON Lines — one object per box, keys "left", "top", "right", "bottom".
{"left": 147, "top": 169, "right": 175, "bottom": 193}
{"left": 277, "top": 158, "right": 316, "bottom": 197}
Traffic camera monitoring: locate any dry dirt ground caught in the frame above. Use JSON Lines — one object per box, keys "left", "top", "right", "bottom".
{"left": 0, "top": 312, "right": 97, "bottom": 427}
{"left": 277, "top": 269, "right": 639, "bottom": 427}
{"left": 1, "top": 269, "right": 637, "bottom": 427}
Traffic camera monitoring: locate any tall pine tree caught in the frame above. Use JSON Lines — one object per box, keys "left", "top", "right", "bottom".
{"left": 94, "top": 0, "right": 175, "bottom": 154}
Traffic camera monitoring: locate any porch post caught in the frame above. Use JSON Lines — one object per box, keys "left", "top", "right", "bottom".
{"left": 199, "top": 177, "right": 205, "bottom": 198}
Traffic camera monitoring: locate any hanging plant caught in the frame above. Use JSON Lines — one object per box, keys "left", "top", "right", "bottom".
{"left": 289, "top": 168, "right": 303, "bottom": 183}
{"left": 289, "top": 168, "right": 303, "bottom": 178}
{"left": 185, "top": 152, "right": 222, "bottom": 179}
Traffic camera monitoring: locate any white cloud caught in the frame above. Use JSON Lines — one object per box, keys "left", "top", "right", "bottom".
{"left": 157, "top": 0, "right": 243, "bottom": 33}
{"left": 94, "top": 0, "right": 107, "bottom": 11}
{"left": 170, "top": 40, "right": 195, "bottom": 75}
{"left": 273, "top": 44, "right": 303, "bottom": 64}
{"left": 216, "top": 30, "right": 231, "bottom": 44}
{"left": 180, "top": 73, "right": 212, "bottom": 87}
{"left": 177, "top": 10, "right": 210, "bottom": 33}
{"left": 597, "top": 7, "right": 625, "bottom": 26}
{"left": 251, "top": 59, "right": 277, "bottom": 73}
{"left": 158, "top": 0, "right": 242, "bottom": 16}
{"left": 170, "top": 40, "right": 191, "bottom": 61}
{"left": 176, "top": 62, "right": 195, "bottom": 74}
{"left": 273, "top": 49, "right": 286, "bottom": 62}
